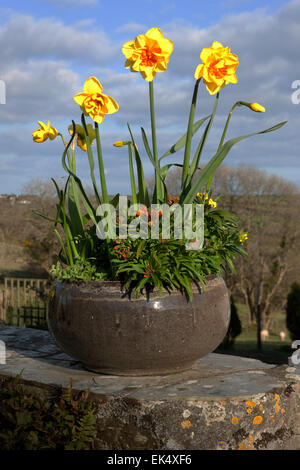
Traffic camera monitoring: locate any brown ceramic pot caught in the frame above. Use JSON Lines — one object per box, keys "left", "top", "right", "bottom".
{"left": 48, "top": 275, "right": 230, "bottom": 376}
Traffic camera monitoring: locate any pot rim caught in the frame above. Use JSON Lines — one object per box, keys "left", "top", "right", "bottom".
{"left": 56, "top": 273, "right": 218, "bottom": 288}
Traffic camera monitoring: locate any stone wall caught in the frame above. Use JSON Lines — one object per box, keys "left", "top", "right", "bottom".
{"left": 0, "top": 325, "right": 299, "bottom": 450}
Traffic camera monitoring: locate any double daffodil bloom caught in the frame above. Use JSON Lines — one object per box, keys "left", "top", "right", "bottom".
{"left": 122, "top": 28, "right": 174, "bottom": 82}
{"left": 68, "top": 123, "right": 96, "bottom": 151}
{"left": 32, "top": 120, "right": 58, "bottom": 143}
{"left": 195, "top": 41, "right": 239, "bottom": 95}
{"left": 73, "top": 77, "right": 119, "bottom": 124}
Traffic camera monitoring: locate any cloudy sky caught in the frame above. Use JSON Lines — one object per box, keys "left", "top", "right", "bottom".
{"left": 0, "top": 0, "right": 299, "bottom": 195}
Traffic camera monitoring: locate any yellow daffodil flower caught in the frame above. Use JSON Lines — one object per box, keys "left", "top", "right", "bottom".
{"left": 250, "top": 102, "right": 265, "bottom": 113}
{"left": 208, "top": 198, "right": 217, "bottom": 208}
{"left": 68, "top": 123, "right": 96, "bottom": 151}
{"left": 122, "top": 28, "right": 174, "bottom": 82}
{"left": 32, "top": 120, "right": 58, "bottom": 143}
{"left": 194, "top": 41, "right": 239, "bottom": 95}
{"left": 73, "top": 77, "right": 119, "bottom": 124}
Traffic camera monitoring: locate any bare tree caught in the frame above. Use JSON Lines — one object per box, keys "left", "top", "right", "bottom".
{"left": 213, "top": 166, "right": 300, "bottom": 332}
{"left": 21, "top": 178, "right": 63, "bottom": 199}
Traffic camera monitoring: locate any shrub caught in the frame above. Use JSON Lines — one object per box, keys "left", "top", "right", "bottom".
{"left": 0, "top": 375, "right": 97, "bottom": 450}
{"left": 286, "top": 282, "right": 300, "bottom": 341}
{"left": 221, "top": 297, "right": 242, "bottom": 349}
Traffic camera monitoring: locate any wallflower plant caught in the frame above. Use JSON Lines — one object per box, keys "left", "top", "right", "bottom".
{"left": 33, "top": 29, "right": 286, "bottom": 299}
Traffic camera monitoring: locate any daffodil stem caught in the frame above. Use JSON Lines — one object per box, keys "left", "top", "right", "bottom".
{"left": 94, "top": 123, "right": 108, "bottom": 204}
{"left": 128, "top": 144, "right": 137, "bottom": 205}
{"left": 217, "top": 102, "right": 239, "bottom": 152}
{"left": 59, "top": 132, "right": 84, "bottom": 241}
{"left": 94, "top": 122, "right": 114, "bottom": 240}
{"left": 182, "top": 78, "right": 200, "bottom": 189}
{"left": 188, "top": 91, "right": 219, "bottom": 183}
{"left": 71, "top": 146, "right": 76, "bottom": 174}
{"left": 149, "top": 81, "right": 161, "bottom": 204}
{"left": 59, "top": 133, "right": 72, "bottom": 170}
{"left": 81, "top": 114, "right": 101, "bottom": 206}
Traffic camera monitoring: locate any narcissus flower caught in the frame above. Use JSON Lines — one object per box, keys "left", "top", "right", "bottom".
{"left": 194, "top": 41, "right": 239, "bottom": 95}
{"left": 73, "top": 77, "right": 119, "bottom": 124}
{"left": 250, "top": 102, "right": 265, "bottom": 113}
{"left": 32, "top": 121, "right": 58, "bottom": 143}
{"left": 68, "top": 123, "right": 96, "bottom": 151}
{"left": 122, "top": 28, "right": 174, "bottom": 82}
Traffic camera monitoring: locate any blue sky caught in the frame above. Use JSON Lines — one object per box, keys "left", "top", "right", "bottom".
{"left": 2, "top": 0, "right": 286, "bottom": 30}
{"left": 0, "top": 0, "right": 299, "bottom": 195}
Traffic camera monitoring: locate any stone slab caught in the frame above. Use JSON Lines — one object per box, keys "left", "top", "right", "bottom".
{"left": 0, "top": 325, "right": 300, "bottom": 450}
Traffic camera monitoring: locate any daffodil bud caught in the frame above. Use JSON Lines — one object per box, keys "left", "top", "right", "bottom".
{"left": 113, "top": 141, "right": 131, "bottom": 147}
{"left": 250, "top": 102, "right": 265, "bottom": 113}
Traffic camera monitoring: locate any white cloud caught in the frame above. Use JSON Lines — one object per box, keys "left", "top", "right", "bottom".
{"left": 116, "top": 23, "right": 147, "bottom": 34}
{"left": 0, "top": 60, "right": 80, "bottom": 123}
{"left": 1, "top": 1, "right": 300, "bottom": 193}
{"left": 0, "top": 13, "right": 116, "bottom": 65}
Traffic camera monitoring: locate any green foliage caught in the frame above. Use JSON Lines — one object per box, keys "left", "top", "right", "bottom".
{"left": 286, "top": 282, "right": 300, "bottom": 341}
{"left": 50, "top": 195, "right": 247, "bottom": 300}
{"left": 0, "top": 375, "right": 97, "bottom": 450}
{"left": 50, "top": 258, "right": 106, "bottom": 282}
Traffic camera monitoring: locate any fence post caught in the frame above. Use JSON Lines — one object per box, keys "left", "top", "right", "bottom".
{"left": 3, "top": 276, "right": 49, "bottom": 328}
{"left": 0, "top": 290, "right": 5, "bottom": 322}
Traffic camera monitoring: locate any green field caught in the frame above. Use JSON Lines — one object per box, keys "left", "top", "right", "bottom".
{"left": 216, "top": 303, "right": 293, "bottom": 365}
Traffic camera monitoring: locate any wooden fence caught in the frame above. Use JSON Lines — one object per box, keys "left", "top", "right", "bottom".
{"left": 0, "top": 277, "right": 50, "bottom": 329}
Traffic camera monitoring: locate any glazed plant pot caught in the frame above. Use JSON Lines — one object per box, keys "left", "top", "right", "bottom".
{"left": 48, "top": 275, "right": 230, "bottom": 376}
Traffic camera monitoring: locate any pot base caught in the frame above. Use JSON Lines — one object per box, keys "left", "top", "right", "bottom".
{"left": 83, "top": 362, "right": 195, "bottom": 376}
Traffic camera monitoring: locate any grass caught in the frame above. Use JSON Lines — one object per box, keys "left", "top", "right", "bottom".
{"left": 216, "top": 303, "right": 293, "bottom": 365}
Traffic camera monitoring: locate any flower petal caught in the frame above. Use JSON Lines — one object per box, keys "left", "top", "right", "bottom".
{"left": 194, "top": 64, "right": 204, "bottom": 79}
{"left": 211, "top": 40, "right": 223, "bottom": 49}
{"left": 122, "top": 40, "right": 136, "bottom": 58}
{"left": 102, "top": 95, "right": 119, "bottom": 114}
{"left": 83, "top": 76, "right": 103, "bottom": 94}
{"left": 145, "top": 28, "right": 164, "bottom": 41}
{"left": 92, "top": 113, "right": 105, "bottom": 124}
{"left": 74, "top": 92, "right": 88, "bottom": 106}
{"left": 134, "top": 34, "right": 146, "bottom": 49}
{"left": 37, "top": 121, "right": 48, "bottom": 131}
{"left": 32, "top": 129, "right": 48, "bottom": 143}
{"left": 200, "top": 47, "right": 213, "bottom": 63}
{"left": 77, "top": 135, "right": 88, "bottom": 151}
{"left": 48, "top": 126, "right": 58, "bottom": 140}
{"left": 225, "top": 73, "right": 238, "bottom": 84}
{"left": 205, "top": 80, "right": 222, "bottom": 95}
